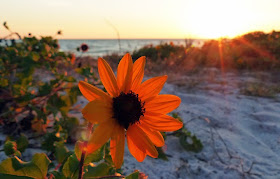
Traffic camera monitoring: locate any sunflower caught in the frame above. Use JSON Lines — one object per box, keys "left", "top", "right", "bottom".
{"left": 79, "top": 53, "right": 183, "bottom": 169}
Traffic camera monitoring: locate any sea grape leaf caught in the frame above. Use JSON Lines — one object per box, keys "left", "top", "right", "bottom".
{"left": 4, "top": 141, "right": 20, "bottom": 156}
{"left": 68, "top": 86, "right": 81, "bottom": 105}
{"left": 63, "top": 76, "right": 76, "bottom": 82}
{"left": 16, "top": 134, "right": 29, "bottom": 153}
{"left": 125, "top": 170, "right": 140, "bottom": 179}
{"left": 74, "top": 141, "right": 83, "bottom": 161}
{"left": 84, "top": 145, "right": 105, "bottom": 165}
{"left": 41, "top": 132, "right": 61, "bottom": 152}
{"left": 0, "top": 173, "right": 33, "bottom": 179}
{"left": 38, "top": 83, "right": 52, "bottom": 96}
{"left": 62, "top": 154, "right": 79, "bottom": 179}
{"left": 83, "top": 162, "right": 111, "bottom": 178}
{"left": 54, "top": 142, "right": 70, "bottom": 164}
{"left": 0, "top": 153, "right": 51, "bottom": 179}
{"left": 156, "top": 147, "right": 168, "bottom": 161}
{"left": 75, "top": 141, "right": 104, "bottom": 165}
{"left": 171, "top": 113, "right": 203, "bottom": 152}
{"left": 50, "top": 171, "right": 67, "bottom": 179}
{"left": 179, "top": 131, "right": 203, "bottom": 153}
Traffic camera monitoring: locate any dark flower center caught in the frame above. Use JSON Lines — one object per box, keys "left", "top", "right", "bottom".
{"left": 112, "top": 91, "right": 145, "bottom": 129}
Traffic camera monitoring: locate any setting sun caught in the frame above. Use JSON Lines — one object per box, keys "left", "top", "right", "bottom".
{"left": 180, "top": 0, "right": 280, "bottom": 39}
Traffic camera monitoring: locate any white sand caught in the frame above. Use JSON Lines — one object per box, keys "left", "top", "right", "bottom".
{"left": 122, "top": 70, "right": 280, "bottom": 179}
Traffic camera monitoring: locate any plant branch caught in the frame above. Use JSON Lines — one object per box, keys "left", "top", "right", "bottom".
{"left": 78, "top": 122, "right": 94, "bottom": 179}
{"left": 87, "top": 175, "right": 125, "bottom": 179}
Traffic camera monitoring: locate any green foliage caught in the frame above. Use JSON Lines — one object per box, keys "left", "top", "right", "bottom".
{"left": 83, "top": 163, "right": 112, "bottom": 178}
{"left": 156, "top": 147, "right": 168, "bottom": 161}
{"left": 172, "top": 113, "right": 203, "bottom": 153}
{"left": 131, "top": 31, "right": 280, "bottom": 72}
{"left": 54, "top": 142, "right": 70, "bottom": 164}
{"left": 4, "top": 141, "right": 20, "bottom": 156}
{"left": 0, "top": 153, "right": 51, "bottom": 179}
{"left": 50, "top": 171, "right": 67, "bottom": 179}
{"left": 240, "top": 82, "right": 280, "bottom": 98}
{"left": 74, "top": 141, "right": 104, "bottom": 165}
{"left": 132, "top": 42, "right": 185, "bottom": 62}
{"left": 16, "top": 134, "right": 29, "bottom": 153}
{"left": 41, "top": 132, "right": 63, "bottom": 152}
{"left": 3, "top": 134, "right": 29, "bottom": 157}
{"left": 62, "top": 154, "right": 80, "bottom": 178}
{"left": 125, "top": 170, "right": 140, "bottom": 179}
{"left": 178, "top": 129, "right": 203, "bottom": 152}
{"left": 0, "top": 174, "right": 33, "bottom": 179}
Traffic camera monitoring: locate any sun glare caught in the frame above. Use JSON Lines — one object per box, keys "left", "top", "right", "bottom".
{"left": 181, "top": 0, "right": 259, "bottom": 39}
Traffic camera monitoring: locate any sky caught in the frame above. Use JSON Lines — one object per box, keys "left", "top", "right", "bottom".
{"left": 1, "top": 0, "right": 280, "bottom": 39}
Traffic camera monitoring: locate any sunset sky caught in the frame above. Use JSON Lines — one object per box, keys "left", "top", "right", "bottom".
{"left": 1, "top": 0, "right": 280, "bottom": 39}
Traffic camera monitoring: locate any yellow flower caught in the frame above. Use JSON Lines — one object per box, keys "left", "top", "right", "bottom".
{"left": 79, "top": 53, "right": 182, "bottom": 169}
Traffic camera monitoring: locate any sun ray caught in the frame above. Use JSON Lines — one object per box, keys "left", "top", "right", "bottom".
{"left": 235, "top": 36, "right": 278, "bottom": 63}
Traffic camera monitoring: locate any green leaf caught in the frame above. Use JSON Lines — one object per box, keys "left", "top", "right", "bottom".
{"left": 125, "top": 170, "right": 140, "bottom": 179}
{"left": 31, "top": 52, "right": 40, "bottom": 62}
{"left": 179, "top": 132, "right": 203, "bottom": 153}
{"left": 0, "top": 173, "right": 33, "bottom": 179}
{"left": 103, "top": 142, "right": 113, "bottom": 165}
{"left": 50, "top": 171, "right": 67, "bottom": 179}
{"left": 63, "top": 76, "right": 76, "bottom": 82}
{"left": 84, "top": 146, "right": 105, "bottom": 165}
{"left": 156, "top": 147, "right": 168, "bottom": 161}
{"left": 68, "top": 86, "right": 81, "bottom": 105}
{"left": 62, "top": 154, "right": 79, "bottom": 179}
{"left": 54, "top": 142, "right": 70, "bottom": 164}
{"left": 38, "top": 83, "right": 52, "bottom": 96}
{"left": 84, "top": 163, "right": 111, "bottom": 178}
{"left": 16, "top": 134, "right": 29, "bottom": 153}
{"left": 74, "top": 141, "right": 104, "bottom": 165}
{"left": 74, "top": 141, "right": 83, "bottom": 161}
{"left": 4, "top": 141, "right": 19, "bottom": 156}
{"left": 171, "top": 113, "right": 203, "bottom": 153}
{"left": 41, "top": 132, "right": 61, "bottom": 152}
{"left": 0, "top": 153, "right": 51, "bottom": 179}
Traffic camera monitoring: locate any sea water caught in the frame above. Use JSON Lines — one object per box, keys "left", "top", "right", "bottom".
{"left": 58, "top": 39, "right": 204, "bottom": 57}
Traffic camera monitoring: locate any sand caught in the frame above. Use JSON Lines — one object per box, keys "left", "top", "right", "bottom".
{"left": 121, "top": 69, "right": 280, "bottom": 179}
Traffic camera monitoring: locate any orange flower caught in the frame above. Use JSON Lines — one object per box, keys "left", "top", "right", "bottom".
{"left": 79, "top": 53, "right": 182, "bottom": 169}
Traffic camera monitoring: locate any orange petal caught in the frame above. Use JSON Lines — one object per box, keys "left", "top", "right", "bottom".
{"left": 87, "top": 119, "right": 116, "bottom": 154}
{"left": 98, "top": 58, "right": 119, "bottom": 97}
{"left": 137, "top": 75, "right": 167, "bottom": 101}
{"left": 110, "top": 124, "right": 125, "bottom": 169}
{"left": 82, "top": 99, "right": 112, "bottom": 124}
{"left": 127, "top": 125, "right": 158, "bottom": 159}
{"left": 145, "top": 94, "right": 181, "bottom": 114}
{"left": 127, "top": 137, "right": 146, "bottom": 162}
{"left": 78, "top": 81, "right": 111, "bottom": 102}
{"left": 131, "top": 56, "right": 146, "bottom": 91}
{"left": 138, "top": 123, "right": 164, "bottom": 147}
{"left": 141, "top": 112, "right": 183, "bottom": 132}
{"left": 117, "top": 53, "right": 133, "bottom": 93}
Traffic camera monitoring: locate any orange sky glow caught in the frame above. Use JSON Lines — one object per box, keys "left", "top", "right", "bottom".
{"left": 1, "top": 0, "right": 280, "bottom": 39}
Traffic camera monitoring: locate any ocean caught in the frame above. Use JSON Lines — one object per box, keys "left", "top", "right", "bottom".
{"left": 58, "top": 39, "right": 204, "bottom": 57}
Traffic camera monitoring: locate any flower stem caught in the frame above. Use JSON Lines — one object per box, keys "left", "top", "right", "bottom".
{"left": 78, "top": 122, "right": 94, "bottom": 179}
{"left": 78, "top": 151, "right": 86, "bottom": 179}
